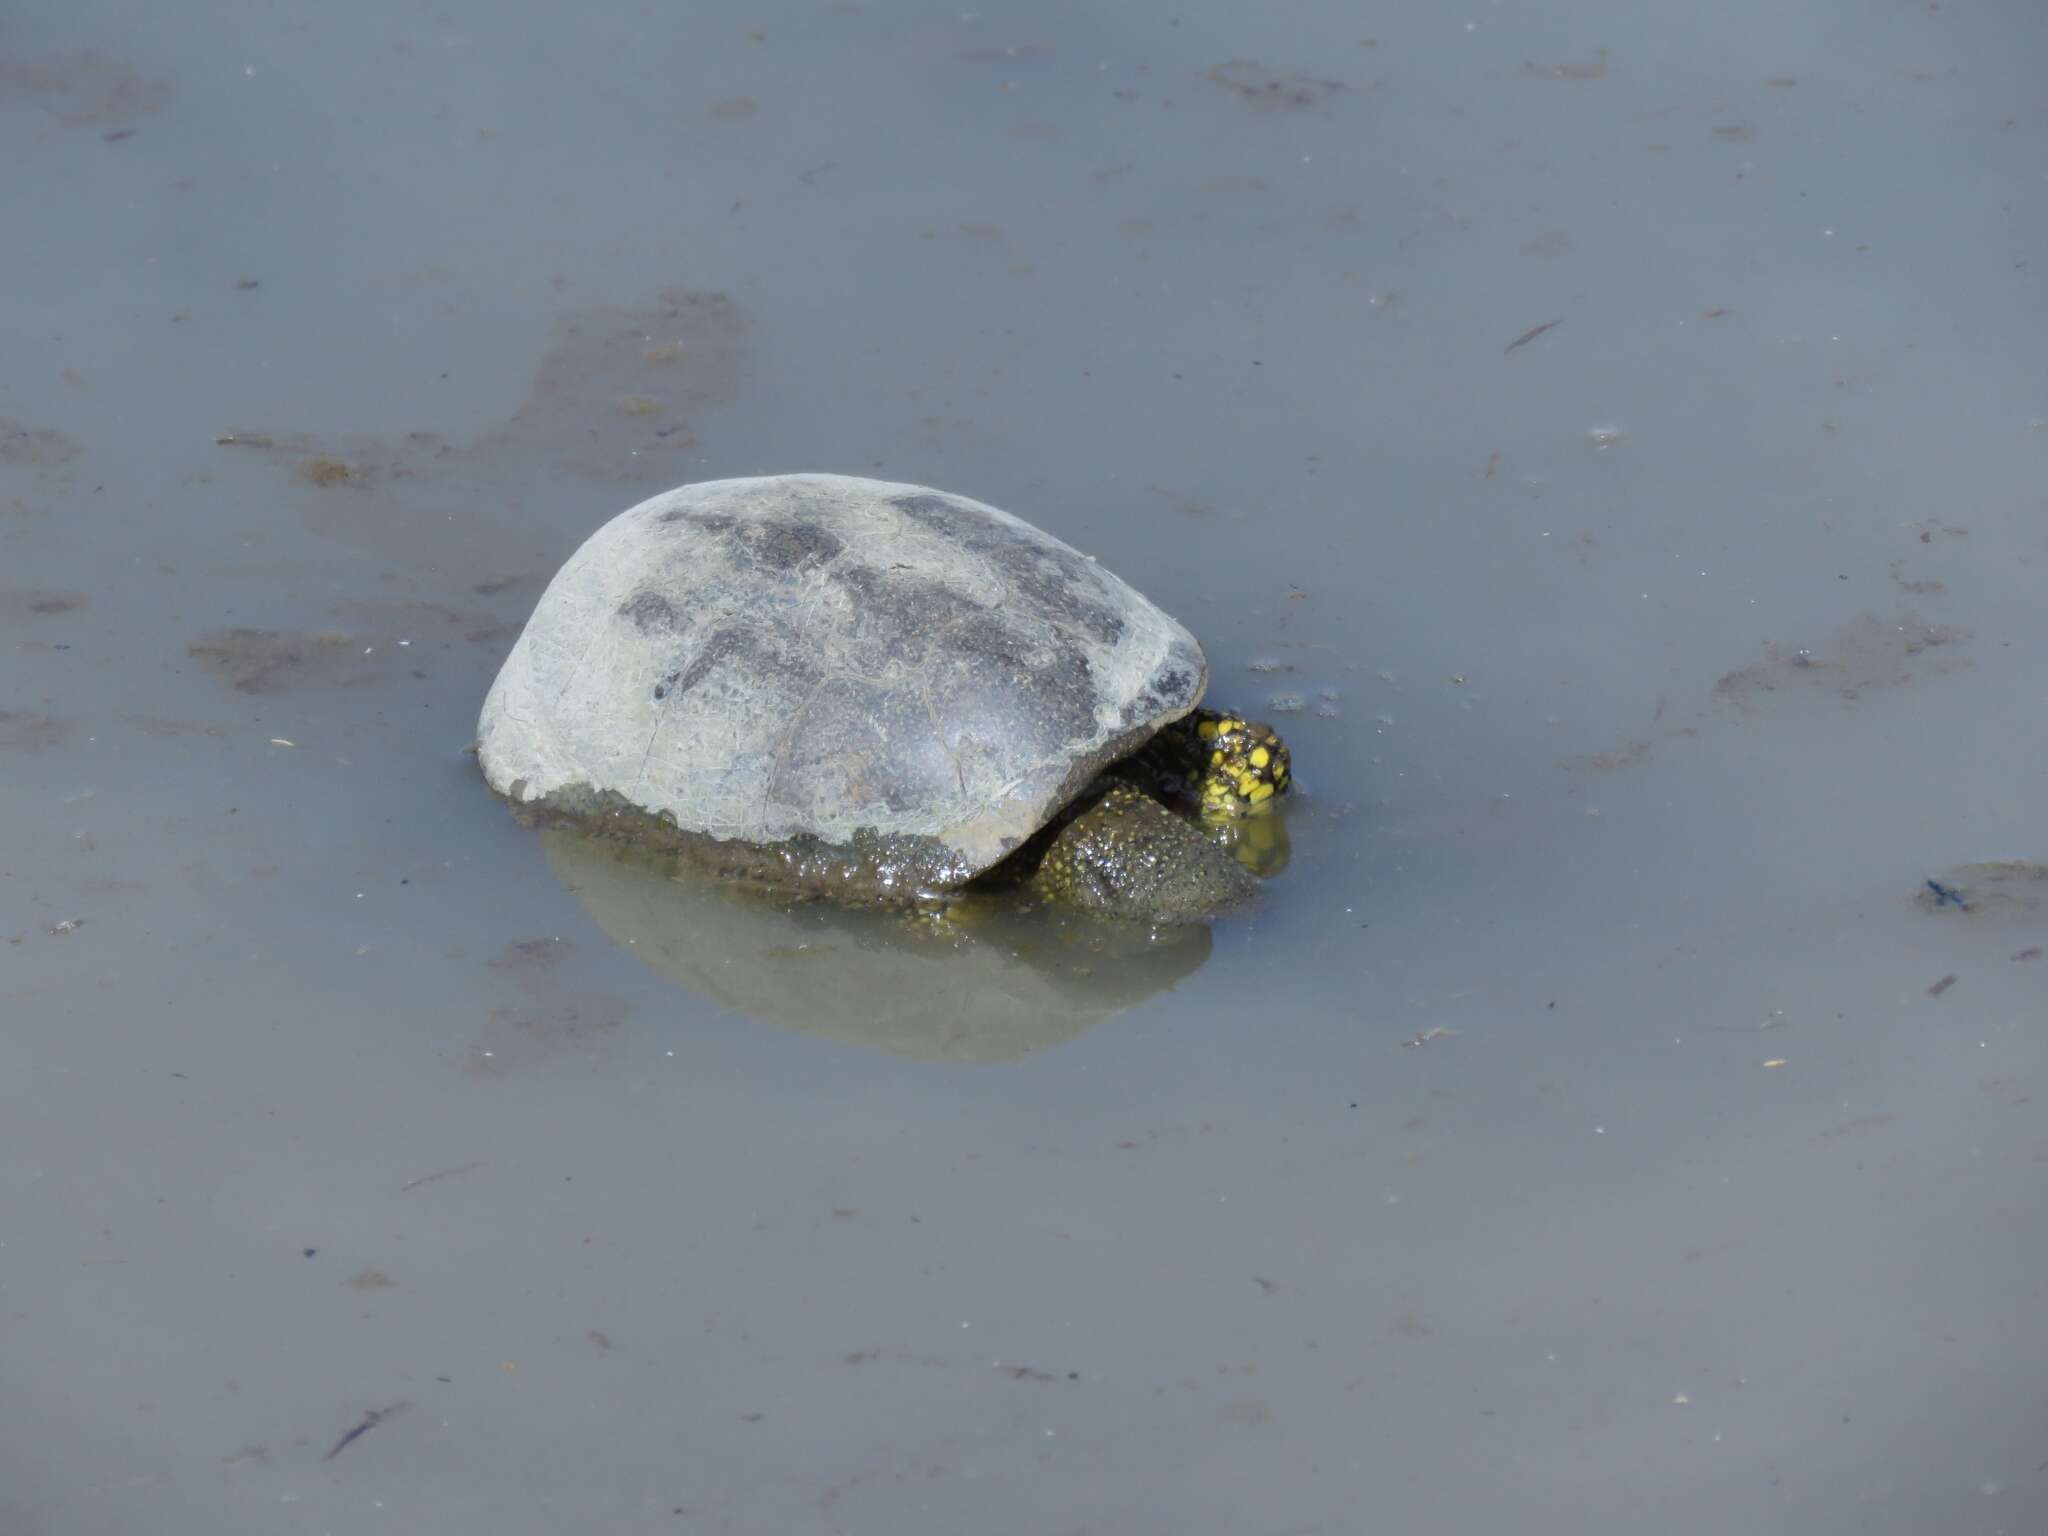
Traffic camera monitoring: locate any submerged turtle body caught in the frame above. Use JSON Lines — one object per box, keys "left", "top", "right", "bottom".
{"left": 477, "top": 474, "right": 1287, "bottom": 922}
{"left": 1031, "top": 782, "right": 1256, "bottom": 918}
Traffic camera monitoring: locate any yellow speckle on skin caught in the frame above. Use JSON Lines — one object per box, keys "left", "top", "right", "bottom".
{"left": 1249, "top": 782, "right": 1274, "bottom": 803}
{"left": 1236, "top": 773, "right": 1258, "bottom": 796}
{"left": 1249, "top": 746, "right": 1270, "bottom": 768}
{"left": 1211, "top": 750, "right": 1224, "bottom": 765}
{"left": 1198, "top": 719, "right": 1219, "bottom": 740}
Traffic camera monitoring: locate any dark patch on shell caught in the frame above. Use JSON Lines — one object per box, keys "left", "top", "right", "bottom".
{"left": 890, "top": 492, "right": 1125, "bottom": 647}
{"left": 663, "top": 511, "right": 844, "bottom": 572}
{"left": 737, "top": 518, "right": 842, "bottom": 571}
{"left": 660, "top": 625, "right": 757, "bottom": 704}
{"left": 1120, "top": 664, "right": 1196, "bottom": 729}
{"left": 618, "top": 590, "right": 682, "bottom": 633}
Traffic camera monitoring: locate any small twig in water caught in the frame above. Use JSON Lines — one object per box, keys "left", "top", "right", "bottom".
{"left": 1504, "top": 319, "right": 1562, "bottom": 355}
{"left": 1401, "top": 1027, "right": 1454, "bottom": 1048}
{"left": 1924, "top": 878, "right": 1970, "bottom": 911}
{"left": 401, "top": 1161, "right": 485, "bottom": 1192}
{"left": 323, "top": 1401, "right": 410, "bottom": 1463}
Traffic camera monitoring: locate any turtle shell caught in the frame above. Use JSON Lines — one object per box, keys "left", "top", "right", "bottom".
{"left": 477, "top": 474, "right": 1208, "bottom": 898}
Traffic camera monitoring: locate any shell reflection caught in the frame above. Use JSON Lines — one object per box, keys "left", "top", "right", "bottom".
{"left": 540, "top": 829, "right": 1213, "bottom": 1063}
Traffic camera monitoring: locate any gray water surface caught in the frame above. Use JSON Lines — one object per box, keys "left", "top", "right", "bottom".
{"left": 4, "top": 2, "right": 2045, "bottom": 1532}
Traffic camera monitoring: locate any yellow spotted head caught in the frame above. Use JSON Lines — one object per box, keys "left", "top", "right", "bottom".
{"left": 1189, "top": 711, "right": 1290, "bottom": 820}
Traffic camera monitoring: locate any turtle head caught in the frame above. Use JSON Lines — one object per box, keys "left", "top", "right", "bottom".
{"left": 1190, "top": 712, "right": 1290, "bottom": 819}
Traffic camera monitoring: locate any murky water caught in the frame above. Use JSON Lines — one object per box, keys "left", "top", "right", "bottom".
{"left": 5, "top": 2, "right": 2044, "bottom": 1532}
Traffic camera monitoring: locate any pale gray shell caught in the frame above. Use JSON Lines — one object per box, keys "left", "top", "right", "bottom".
{"left": 476, "top": 474, "right": 1207, "bottom": 896}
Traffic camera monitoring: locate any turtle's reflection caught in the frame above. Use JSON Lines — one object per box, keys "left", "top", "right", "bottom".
{"left": 540, "top": 829, "right": 1213, "bottom": 1063}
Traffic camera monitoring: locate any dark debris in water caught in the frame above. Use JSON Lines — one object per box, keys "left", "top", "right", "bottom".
{"left": 1206, "top": 60, "right": 1350, "bottom": 112}
{"left": 1915, "top": 861, "right": 2048, "bottom": 920}
{"left": 1713, "top": 616, "right": 1969, "bottom": 713}
{"left": 321, "top": 1401, "right": 411, "bottom": 1463}
{"left": 0, "top": 417, "right": 82, "bottom": 469}
{"left": 208, "top": 286, "right": 751, "bottom": 583}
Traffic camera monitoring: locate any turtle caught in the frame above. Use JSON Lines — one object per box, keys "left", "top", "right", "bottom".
{"left": 475, "top": 474, "right": 1291, "bottom": 924}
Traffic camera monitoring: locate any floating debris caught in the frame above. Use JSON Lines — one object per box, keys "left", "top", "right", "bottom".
{"left": 1522, "top": 51, "right": 1608, "bottom": 81}
{"left": 1206, "top": 60, "right": 1350, "bottom": 112}
{"left": 295, "top": 456, "right": 357, "bottom": 487}
{"left": 1505, "top": 319, "right": 1562, "bottom": 354}
{"left": 322, "top": 1401, "right": 411, "bottom": 1463}
{"left": 1401, "top": 1026, "right": 1454, "bottom": 1048}
{"left": 400, "top": 1160, "right": 485, "bottom": 1193}
{"left": 1914, "top": 862, "right": 2048, "bottom": 919}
